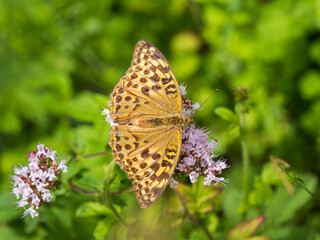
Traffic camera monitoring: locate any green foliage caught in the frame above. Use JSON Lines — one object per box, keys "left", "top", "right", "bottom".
{"left": 215, "top": 107, "right": 240, "bottom": 136}
{"left": 76, "top": 202, "right": 114, "bottom": 217}
{"left": 1, "top": 0, "right": 320, "bottom": 239}
{"left": 264, "top": 174, "right": 317, "bottom": 229}
{"left": 176, "top": 178, "right": 222, "bottom": 214}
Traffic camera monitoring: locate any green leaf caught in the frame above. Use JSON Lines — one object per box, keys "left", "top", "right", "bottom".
{"left": 264, "top": 173, "right": 318, "bottom": 227}
{"left": 42, "top": 207, "right": 57, "bottom": 231}
{"left": 299, "top": 70, "right": 320, "bottom": 100}
{"left": 228, "top": 216, "right": 265, "bottom": 240}
{"left": 53, "top": 206, "right": 73, "bottom": 230}
{"left": 227, "top": 122, "right": 240, "bottom": 137}
{"left": 261, "top": 162, "right": 282, "bottom": 185}
{"left": 176, "top": 183, "right": 194, "bottom": 200}
{"left": 207, "top": 214, "right": 219, "bottom": 233}
{"left": 111, "top": 195, "right": 128, "bottom": 207}
{"left": 249, "top": 180, "right": 273, "bottom": 206}
{"left": 76, "top": 202, "right": 114, "bottom": 217}
{"left": 93, "top": 217, "right": 114, "bottom": 240}
{"left": 75, "top": 177, "right": 103, "bottom": 191}
{"left": 67, "top": 92, "right": 101, "bottom": 122}
{"left": 222, "top": 174, "right": 243, "bottom": 224}
{"left": 0, "top": 193, "right": 22, "bottom": 221}
{"left": 189, "top": 229, "right": 207, "bottom": 240}
{"left": 215, "top": 107, "right": 238, "bottom": 122}
{"left": 266, "top": 226, "right": 317, "bottom": 240}
{"left": 0, "top": 226, "right": 28, "bottom": 240}
{"left": 24, "top": 215, "right": 39, "bottom": 234}
{"left": 120, "top": 178, "right": 132, "bottom": 187}
{"left": 196, "top": 187, "right": 222, "bottom": 213}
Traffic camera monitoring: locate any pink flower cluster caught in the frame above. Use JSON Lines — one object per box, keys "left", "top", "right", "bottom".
{"left": 11, "top": 144, "right": 68, "bottom": 218}
{"left": 174, "top": 85, "right": 229, "bottom": 186}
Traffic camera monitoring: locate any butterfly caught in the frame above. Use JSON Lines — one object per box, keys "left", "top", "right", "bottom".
{"left": 108, "top": 40, "right": 193, "bottom": 208}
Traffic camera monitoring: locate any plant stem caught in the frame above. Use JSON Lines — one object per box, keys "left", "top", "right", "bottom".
{"left": 105, "top": 161, "right": 128, "bottom": 227}
{"left": 69, "top": 182, "right": 104, "bottom": 195}
{"left": 238, "top": 102, "right": 250, "bottom": 219}
{"left": 83, "top": 151, "right": 108, "bottom": 158}
{"left": 69, "top": 182, "right": 133, "bottom": 196}
{"left": 111, "top": 187, "right": 133, "bottom": 195}
{"left": 182, "top": 201, "right": 214, "bottom": 240}
{"left": 186, "top": 0, "right": 203, "bottom": 32}
{"left": 73, "top": 151, "right": 108, "bottom": 161}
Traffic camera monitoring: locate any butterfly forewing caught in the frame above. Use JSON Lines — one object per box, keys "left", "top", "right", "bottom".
{"left": 131, "top": 40, "right": 182, "bottom": 113}
{"left": 109, "top": 40, "right": 184, "bottom": 208}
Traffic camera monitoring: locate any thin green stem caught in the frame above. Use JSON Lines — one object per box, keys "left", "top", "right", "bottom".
{"left": 69, "top": 182, "right": 104, "bottom": 195}
{"left": 182, "top": 201, "right": 214, "bottom": 240}
{"left": 186, "top": 0, "right": 203, "bottom": 32}
{"left": 238, "top": 102, "right": 250, "bottom": 219}
{"left": 69, "top": 182, "right": 132, "bottom": 196}
{"left": 73, "top": 151, "right": 107, "bottom": 161}
{"left": 83, "top": 151, "right": 108, "bottom": 158}
{"left": 111, "top": 187, "right": 133, "bottom": 195}
{"left": 279, "top": 165, "right": 320, "bottom": 200}
{"left": 105, "top": 161, "right": 128, "bottom": 227}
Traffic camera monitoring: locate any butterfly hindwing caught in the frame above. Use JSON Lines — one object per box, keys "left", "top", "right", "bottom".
{"left": 109, "top": 125, "right": 181, "bottom": 208}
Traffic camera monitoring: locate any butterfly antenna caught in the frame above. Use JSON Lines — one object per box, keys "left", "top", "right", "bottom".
{"left": 192, "top": 89, "right": 219, "bottom": 142}
{"left": 193, "top": 89, "right": 218, "bottom": 115}
{"left": 205, "top": 131, "right": 219, "bottom": 143}
{"left": 200, "top": 89, "right": 219, "bottom": 108}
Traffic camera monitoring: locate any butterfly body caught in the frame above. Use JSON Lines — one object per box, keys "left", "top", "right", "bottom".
{"left": 134, "top": 114, "right": 193, "bottom": 127}
{"left": 109, "top": 40, "right": 188, "bottom": 208}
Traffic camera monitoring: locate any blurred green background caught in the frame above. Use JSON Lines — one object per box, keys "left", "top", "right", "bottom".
{"left": 0, "top": 0, "right": 320, "bottom": 239}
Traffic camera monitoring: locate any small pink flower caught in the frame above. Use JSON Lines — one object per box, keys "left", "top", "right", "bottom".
{"left": 36, "top": 144, "right": 46, "bottom": 157}
{"left": 30, "top": 193, "right": 41, "bottom": 206}
{"left": 34, "top": 179, "right": 46, "bottom": 192}
{"left": 58, "top": 159, "right": 68, "bottom": 173}
{"left": 42, "top": 189, "right": 53, "bottom": 202}
{"left": 17, "top": 199, "right": 29, "bottom": 208}
{"left": 37, "top": 169, "right": 47, "bottom": 182}
{"left": 189, "top": 171, "right": 199, "bottom": 183}
{"left": 23, "top": 206, "right": 39, "bottom": 218}
{"left": 183, "top": 156, "right": 196, "bottom": 166}
{"left": 46, "top": 168, "right": 56, "bottom": 181}
{"left": 46, "top": 149, "right": 57, "bottom": 161}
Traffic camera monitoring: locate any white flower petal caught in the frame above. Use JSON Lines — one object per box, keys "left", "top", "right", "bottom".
{"left": 189, "top": 171, "right": 199, "bottom": 183}
{"left": 58, "top": 159, "right": 68, "bottom": 173}
{"left": 36, "top": 143, "right": 46, "bottom": 156}
{"left": 46, "top": 149, "right": 57, "bottom": 160}
{"left": 169, "top": 179, "right": 178, "bottom": 189}
{"left": 42, "top": 189, "right": 53, "bottom": 202}
{"left": 17, "top": 199, "right": 29, "bottom": 208}
{"left": 23, "top": 206, "right": 39, "bottom": 218}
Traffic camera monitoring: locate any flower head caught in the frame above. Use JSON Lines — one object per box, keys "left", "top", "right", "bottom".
{"left": 174, "top": 86, "right": 229, "bottom": 185}
{"left": 11, "top": 144, "right": 68, "bottom": 218}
